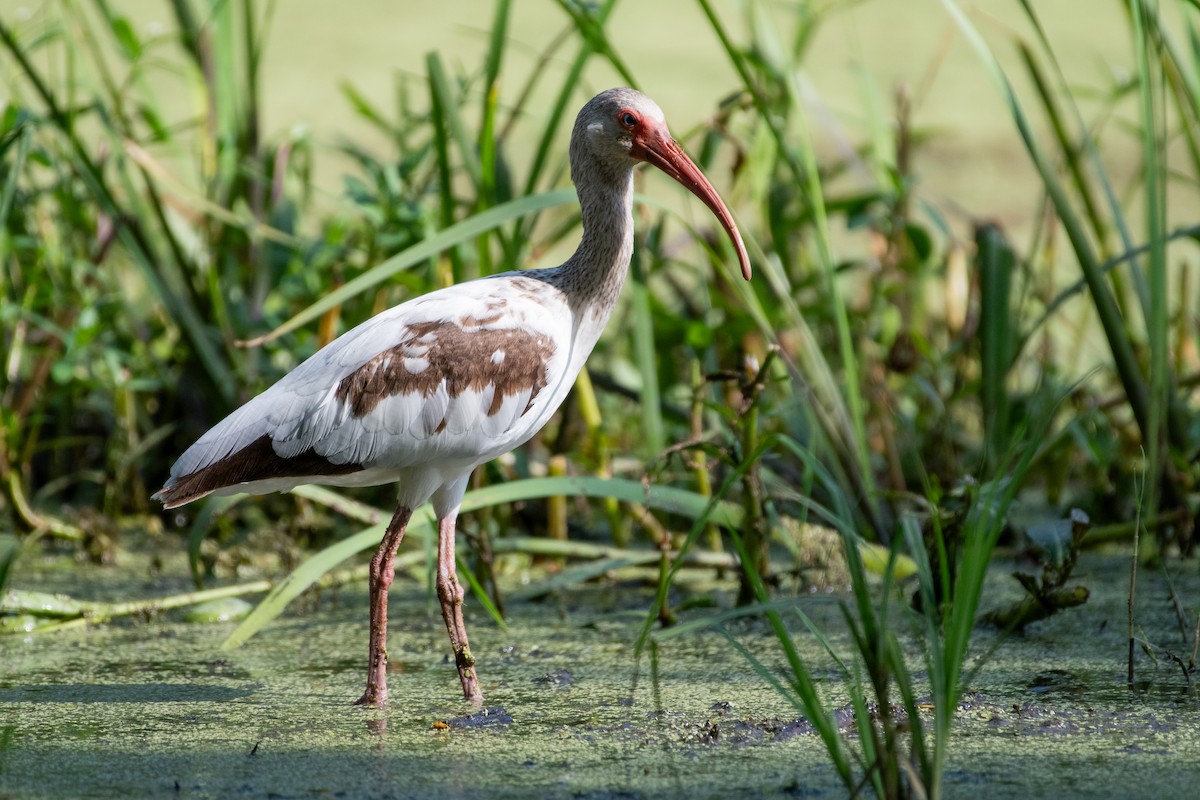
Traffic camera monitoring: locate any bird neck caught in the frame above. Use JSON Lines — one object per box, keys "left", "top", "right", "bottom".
{"left": 554, "top": 166, "right": 635, "bottom": 317}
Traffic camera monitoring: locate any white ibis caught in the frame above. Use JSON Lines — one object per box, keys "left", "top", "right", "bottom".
{"left": 155, "top": 88, "right": 751, "bottom": 708}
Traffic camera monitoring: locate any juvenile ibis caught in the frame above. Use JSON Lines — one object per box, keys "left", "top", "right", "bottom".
{"left": 155, "top": 87, "right": 751, "bottom": 708}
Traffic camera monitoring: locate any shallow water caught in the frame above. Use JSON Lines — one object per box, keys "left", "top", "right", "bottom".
{"left": 2, "top": 545, "right": 1197, "bottom": 798}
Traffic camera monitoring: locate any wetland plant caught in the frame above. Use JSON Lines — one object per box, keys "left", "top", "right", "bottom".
{"left": 2, "top": 1, "right": 1198, "bottom": 796}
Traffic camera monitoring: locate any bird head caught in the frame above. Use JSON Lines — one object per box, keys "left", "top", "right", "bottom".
{"left": 572, "top": 88, "right": 752, "bottom": 280}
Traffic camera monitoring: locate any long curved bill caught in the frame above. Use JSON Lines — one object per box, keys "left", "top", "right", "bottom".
{"left": 633, "top": 129, "right": 752, "bottom": 281}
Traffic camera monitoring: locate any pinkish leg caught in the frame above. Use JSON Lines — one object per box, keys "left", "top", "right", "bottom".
{"left": 436, "top": 515, "right": 484, "bottom": 704}
{"left": 354, "top": 504, "right": 412, "bottom": 708}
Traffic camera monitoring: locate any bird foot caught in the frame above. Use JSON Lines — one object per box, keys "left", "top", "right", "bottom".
{"left": 353, "top": 688, "right": 387, "bottom": 709}
{"left": 461, "top": 679, "right": 484, "bottom": 706}
{"left": 457, "top": 657, "right": 483, "bottom": 705}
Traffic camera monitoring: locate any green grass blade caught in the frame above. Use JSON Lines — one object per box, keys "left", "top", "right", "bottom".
{"left": 1015, "top": 39, "right": 1110, "bottom": 253}
{"left": 715, "top": 627, "right": 806, "bottom": 713}
{"left": 0, "top": 535, "right": 19, "bottom": 595}
{"left": 222, "top": 476, "right": 747, "bottom": 648}
{"left": 1131, "top": 0, "right": 1170, "bottom": 518}
{"left": 167, "top": 0, "right": 203, "bottom": 68}
{"left": 427, "top": 52, "right": 465, "bottom": 282}
{"left": 651, "top": 595, "right": 840, "bottom": 643}
{"left": 295, "top": 476, "right": 747, "bottom": 529}
{"left": 785, "top": 82, "right": 877, "bottom": 540}
{"left": 1014, "top": 1, "right": 1144, "bottom": 314}
{"left": 634, "top": 436, "right": 773, "bottom": 663}
{"left": 208, "top": 0, "right": 241, "bottom": 201}
{"left": 285, "top": 484, "right": 386, "bottom": 525}
{"left": 942, "top": 0, "right": 1155, "bottom": 453}
{"left": 519, "top": 0, "right": 621, "bottom": 208}
{"left": 220, "top": 513, "right": 412, "bottom": 649}
{"left": 520, "top": 62, "right": 581, "bottom": 199}
{"left": 455, "top": 551, "right": 509, "bottom": 631}
{"left": 726, "top": 526, "right": 854, "bottom": 784}
{"left": 426, "top": 52, "right": 482, "bottom": 194}
{"left": 509, "top": 555, "right": 656, "bottom": 602}
{"left": 478, "top": 0, "right": 510, "bottom": 210}
{"left": 0, "top": 122, "right": 30, "bottom": 227}
{"left": 629, "top": 241, "right": 665, "bottom": 456}
{"left": 551, "top": 0, "right": 637, "bottom": 88}
{"left": 0, "top": 18, "right": 237, "bottom": 398}
{"left": 977, "top": 224, "right": 1014, "bottom": 471}
{"left": 186, "top": 495, "right": 245, "bottom": 586}
{"left": 695, "top": 0, "right": 885, "bottom": 536}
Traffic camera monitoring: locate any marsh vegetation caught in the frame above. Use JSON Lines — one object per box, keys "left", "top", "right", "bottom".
{"left": 3, "top": 1, "right": 1199, "bottom": 797}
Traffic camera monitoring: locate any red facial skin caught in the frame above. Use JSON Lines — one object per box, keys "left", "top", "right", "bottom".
{"left": 619, "top": 108, "right": 752, "bottom": 281}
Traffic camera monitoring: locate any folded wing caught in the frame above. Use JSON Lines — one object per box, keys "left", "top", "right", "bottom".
{"left": 156, "top": 275, "right": 568, "bottom": 508}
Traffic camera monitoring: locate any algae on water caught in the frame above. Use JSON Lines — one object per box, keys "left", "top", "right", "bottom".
{"left": 1, "top": 548, "right": 1198, "bottom": 799}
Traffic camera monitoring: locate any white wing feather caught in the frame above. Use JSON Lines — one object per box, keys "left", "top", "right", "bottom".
{"left": 168, "top": 273, "right": 574, "bottom": 484}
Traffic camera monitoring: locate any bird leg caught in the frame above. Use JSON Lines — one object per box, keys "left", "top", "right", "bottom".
{"left": 436, "top": 514, "right": 484, "bottom": 704}
{"left": 354, "top": 504, "right": 413, "bottom": 708}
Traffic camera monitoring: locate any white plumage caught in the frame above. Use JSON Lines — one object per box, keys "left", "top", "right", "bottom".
{"left": 167, "top": 279, "right": 570, "bottom": 488}
{"left": 156, "top": 88, "right": 750, "bottom": 708}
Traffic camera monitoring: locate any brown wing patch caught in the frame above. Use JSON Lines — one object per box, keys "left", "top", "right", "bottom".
{"left": 336, "top": 322, "right": 556, "bottom": 420}
{"left": 509, "top": 276, "right": 562, "bottom": 304}
{"left": 459, "top": 309, "right": 505, "bottom": 327}
{"left": 155, "top": 435, "right": 364, "bottom": 509}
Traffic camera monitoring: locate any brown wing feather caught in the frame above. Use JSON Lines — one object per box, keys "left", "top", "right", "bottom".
{"left": 333, "top": 321, "right": 554, "bottom": 420}
{"left": 154, "top": 435, "right": 364, "bottom": 509}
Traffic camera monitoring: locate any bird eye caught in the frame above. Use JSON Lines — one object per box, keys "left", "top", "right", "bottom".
{"left": 618, "top": 111, "right": 638, "bottom": 128}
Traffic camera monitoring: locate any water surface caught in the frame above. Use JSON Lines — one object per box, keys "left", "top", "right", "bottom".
{"left": 2, "top": 546, "right": 1197, "bottom": 798}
